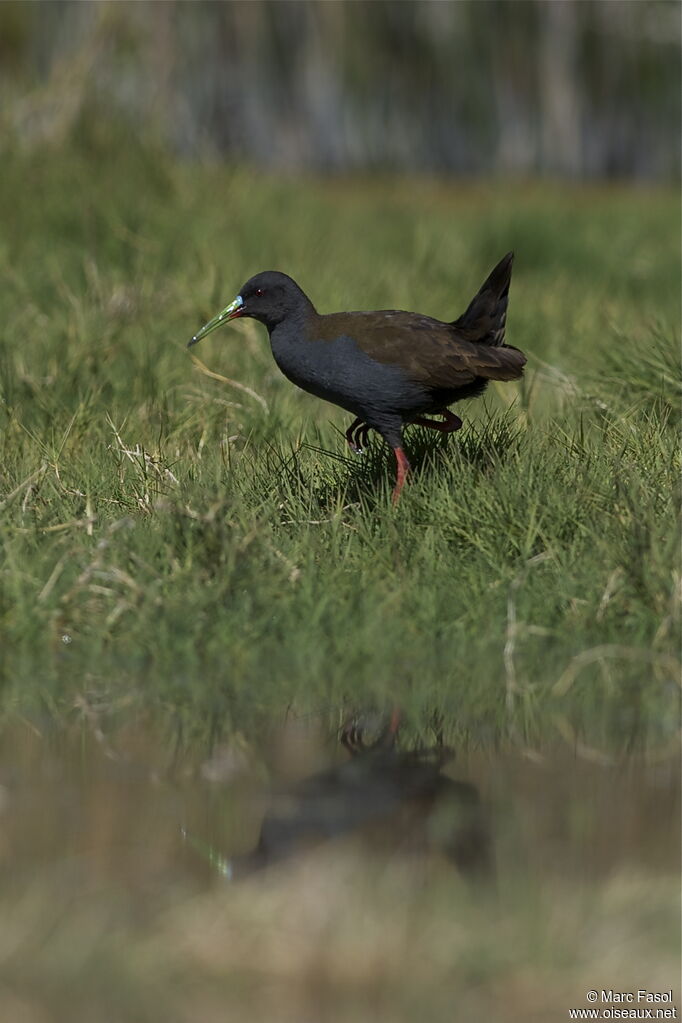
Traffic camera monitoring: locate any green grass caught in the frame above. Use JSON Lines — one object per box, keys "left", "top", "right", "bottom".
{"left": 0, "top": 137, "right": 680, "bottom": 753}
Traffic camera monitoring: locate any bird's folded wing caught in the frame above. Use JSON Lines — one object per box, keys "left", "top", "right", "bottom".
{"left": 316, "top": 312, "right": 526, "bottom": 389}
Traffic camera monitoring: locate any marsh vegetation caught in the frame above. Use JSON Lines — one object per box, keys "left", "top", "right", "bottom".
{"left": 0, "top": 136, "right": 679, "bottom": 1020}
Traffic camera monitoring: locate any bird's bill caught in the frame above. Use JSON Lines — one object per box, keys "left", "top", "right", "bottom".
{"left": 187, "top": 295, "right": 244, "bottom": 347}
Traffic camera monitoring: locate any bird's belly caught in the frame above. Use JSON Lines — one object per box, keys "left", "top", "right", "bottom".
{"left": 270, "top": 333, "right": 428, "bottom": 424}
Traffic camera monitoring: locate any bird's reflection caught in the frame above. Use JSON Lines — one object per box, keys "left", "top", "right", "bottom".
{"left": 186, "top": 724, "right": 495, "bottom": 885}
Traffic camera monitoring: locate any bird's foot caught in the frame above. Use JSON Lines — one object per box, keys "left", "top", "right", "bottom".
{"left": 346, "top": 418, "right": 371, "bottom": 455}
{"left": 340, "top": 719, "right": 366, "bottom": 756}
{"left": 340, "top": 709, "right": 402, "bottom": 756}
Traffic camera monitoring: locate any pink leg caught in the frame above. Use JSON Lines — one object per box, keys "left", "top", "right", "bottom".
{"left": 391, "top": 446, "right": 411, "bottom": 504}
{"left": 412, "top": 409, "right": 462, "bottom": 433}
{"left": 388, "top": 707, "right": 401, "bottom": 736}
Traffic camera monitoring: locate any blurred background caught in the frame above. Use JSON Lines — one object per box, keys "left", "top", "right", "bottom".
{"left": 1, "top": 0, "right": 679, "bottom": 179}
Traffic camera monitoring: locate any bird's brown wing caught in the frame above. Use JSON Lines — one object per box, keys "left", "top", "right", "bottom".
{"left": 314, "top": 311, "right": 526, "bottom": 389}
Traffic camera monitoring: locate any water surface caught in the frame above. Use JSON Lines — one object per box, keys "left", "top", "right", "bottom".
{"left": 0, "top": 719, "right": 679, "bottom": 1023}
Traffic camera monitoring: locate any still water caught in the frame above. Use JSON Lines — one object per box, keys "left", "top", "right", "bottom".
{"left": 0, "top": 717, "right": 679, "bottom": 1023}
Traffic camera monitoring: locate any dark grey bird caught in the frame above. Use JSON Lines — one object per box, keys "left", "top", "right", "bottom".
{"left": 182, "top": 736, "right": 495, "bottom": 886}
{"left": 189, "top": 253, "right": 525, "bottom": 501}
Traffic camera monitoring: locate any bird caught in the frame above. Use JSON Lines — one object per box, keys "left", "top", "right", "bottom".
{"left": 183, "top": 729, "right": 495, "bottom": 885}
{"left": 188, "top": 253, "right": 525, "bottom": 502}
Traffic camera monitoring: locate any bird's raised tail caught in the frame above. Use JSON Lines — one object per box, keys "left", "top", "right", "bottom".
{"left": 452, "top": 251, "right": 514, "bottom": 347}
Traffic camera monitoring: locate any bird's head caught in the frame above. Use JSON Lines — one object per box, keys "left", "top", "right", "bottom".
{"left": 188, "top": 271, "right": 313, "bottom": 345}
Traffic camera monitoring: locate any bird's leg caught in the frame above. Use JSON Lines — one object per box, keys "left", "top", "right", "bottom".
{"left": 346, "top": 417, "right": 367, "bottom": 454}
{"left": 389, "top": 706, "right": 401, "bottom": 736}
{"left": 375, "top": 707, "right": 401, "bottom": 748}
{"left": 412, "top": 409, "right": 463, "bottom": 433}
{"left": 391, "top": 447, "right": 411, "bottom": 504}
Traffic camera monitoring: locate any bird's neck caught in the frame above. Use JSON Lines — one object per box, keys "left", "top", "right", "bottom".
{"left": 265, "top": 295, "right": 317, "bottom": 335}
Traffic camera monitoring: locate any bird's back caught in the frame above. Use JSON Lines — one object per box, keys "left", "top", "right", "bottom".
{"left": 268, "top": 253, "right": 523, "bottom": 428}
{"left": 308, "top": 307, "right": 525, "bottom": 390}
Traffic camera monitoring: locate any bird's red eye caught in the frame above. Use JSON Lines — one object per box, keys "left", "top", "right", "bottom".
{"left": 255, "top": 288, "right": 264, "bottom": 297}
